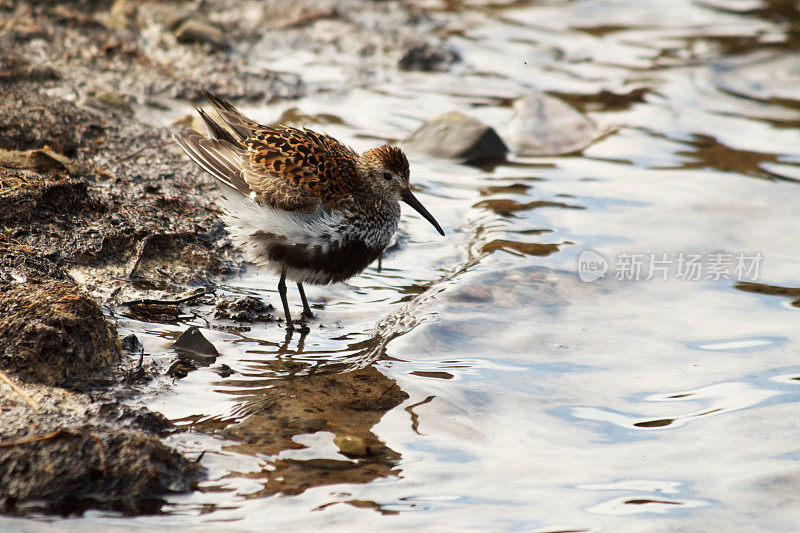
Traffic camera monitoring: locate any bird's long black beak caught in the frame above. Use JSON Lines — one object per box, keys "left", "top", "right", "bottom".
{"left": 402, "top": 188, "right": 445, "bottom": 236}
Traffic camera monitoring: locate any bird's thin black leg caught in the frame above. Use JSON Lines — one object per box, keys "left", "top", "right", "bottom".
{"left": 278, "top": 270, "right": 293, "bottom": 330}
{"left": 297, "top": 282, "right": 314, "bottom": 318}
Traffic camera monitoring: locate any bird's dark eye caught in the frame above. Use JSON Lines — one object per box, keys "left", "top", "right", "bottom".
{"left": 382, "top": 172, "right": 393, "bottom": 181}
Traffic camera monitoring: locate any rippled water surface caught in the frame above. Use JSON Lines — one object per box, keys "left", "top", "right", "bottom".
{"left": 15, "top": 1, "right": 800, "bottom": 531}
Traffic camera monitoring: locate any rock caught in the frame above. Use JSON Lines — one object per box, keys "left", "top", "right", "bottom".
{"left": 213, "top": 364, "right": 234, "bottom": 378}
{"left": 161, "top": 8, "right": 198, "bottom": 31}
{"left": 509, "top": 93, "right": 601, "bottom": 156}
{"left": 126, "top": 302, "right": 181, "bottom": 322}
{"left": 0, "top": 53, "right": 59, "bottom": 82}
{"left": 107, "top": 0, "right": 138, "bottom": 30}
{"left": 171, "top": 112, "right": 205, "bottom": 132}
{"left": 121, "top": 333, "right": 143, "bottom": 353}
{"left": 261, "top": 5, "right": 337, "bottom": 30}
{"left": 399, "top": 41, "right": 461, "bottom": 72}
{"left": 4, "top": 17, "right": 48, "bottom": 42}
{"left": 0, "top": 89, "right": 102, "bottom": 156}
{"left": 333, "top": 435, "right": 369, "bottom": 457}
{"left": 449, "top": 285, "right": 494, "bottom": 303}
{"left": 0, "top": 385, "right": 201, "bottom": 515}
{"left": 481, "top": 239, "right": 562, "bottom": 256}
{"left": 214, "top": 296, "right": 274, "bottom": 322}
{"left": 172, "top": 326, "right": 218, "bottom": 360}
{"left": 0, "top": 282, "right": 121, "bottom": 387}
{"left": 167, "top": 359, "right": 196, "bottom": 379}
{"left": 0, "top": 148, "right": 77, "bottom": 174}
{"left": 277, "top": 107, "right": 344, "bottom": 126}
{"left": 403, "top": 111, "right": 508, "bottom": 162}
{"left": 89, "top": 88, "right": 134, "bottom": 115}
{"left": 173, "top": 19, "right": 226, "bottom": 49}
{"left": 0, "top": 426, "right": 199, "bottom": 515}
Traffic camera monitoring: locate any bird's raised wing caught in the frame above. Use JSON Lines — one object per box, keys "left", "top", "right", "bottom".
{"left": 242, "top": 126, "right": 359, "bottom": 209}
{"left": 174, "top": 91, "right": 361, "bottom": 213}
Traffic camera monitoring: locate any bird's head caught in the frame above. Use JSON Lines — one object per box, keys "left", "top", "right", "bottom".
{"left": 359, "top": 145, "right": 444, "bottom": 236}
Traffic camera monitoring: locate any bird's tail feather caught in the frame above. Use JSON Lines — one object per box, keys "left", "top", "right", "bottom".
{"left": 172, "top": 129, "right": 252, "bottom": 197}
{"left": 200, "top": 91, "right": 260, "bottom": 140}
{"left": 197, "top": 108, "right": 241, "bottom": 146}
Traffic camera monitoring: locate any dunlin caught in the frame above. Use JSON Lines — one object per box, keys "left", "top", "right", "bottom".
{"left": 174, "top": 92, "right": 444, "bottom": 329}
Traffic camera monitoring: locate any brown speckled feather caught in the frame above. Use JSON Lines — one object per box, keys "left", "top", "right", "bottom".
{"left": 176, "top": 92, "right": 363, "bottom": 213}
{"left": 244, "top": 126, "right": 359, "bottom": 210}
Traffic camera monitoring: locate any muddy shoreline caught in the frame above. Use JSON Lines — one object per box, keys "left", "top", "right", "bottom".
{"left": 0, "top": 0, "right": 461, "bottom": 515}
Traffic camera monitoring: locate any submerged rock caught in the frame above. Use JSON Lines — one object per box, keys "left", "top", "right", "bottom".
{"left": 403, "top": 111, "right": 508, "bottom": 162}
{"left": 509, "top": 93, "right": 602, "bottom": 156}
{"left": 215, "top": 296, "right": 274, "bottom": 322}
{"left": 172, "top": 326, "right": 218, "bottom": 360}
{"left": 223, "top": 365, "right": 408, "bottom": 496}
{"left": 277, "top": 107, "right": 345, "bottom": 126}
{"left": 0, "top": 282, "right": 121, "bottom": 387}
{"left": 334, "top": 435, "right": 370, "bottom": 457}
{"left": 399, "top": 41, "right": 461, "bottom": 72}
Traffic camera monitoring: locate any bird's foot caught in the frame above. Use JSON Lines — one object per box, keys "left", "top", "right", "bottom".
{"left": 283, "top": 317, "right": 310, "bottom": 333}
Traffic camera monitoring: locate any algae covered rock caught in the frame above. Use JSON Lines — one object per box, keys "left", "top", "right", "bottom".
{"left": 0, "top": 281, "right": 121, "bottom": 387}
{"left": 0, "top": 388, "right": 201, "bottom": 515}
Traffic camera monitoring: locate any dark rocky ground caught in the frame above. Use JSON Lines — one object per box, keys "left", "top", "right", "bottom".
{"left": 0, "top": 0, "right": 471, "bottom": 516}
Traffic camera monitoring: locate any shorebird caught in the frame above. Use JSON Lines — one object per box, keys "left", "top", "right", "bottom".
{"left": 173, "top": 92, "right": 444, "bottom": 329}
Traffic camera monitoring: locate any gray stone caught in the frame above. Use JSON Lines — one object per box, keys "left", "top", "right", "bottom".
{"left": 399, "top": 41, "right": 461, "bottom": 72}
{"left": 403, "top": 111, "right": 508, "bottom": 162}
{"left": 90, "top": 88, "right": 134, "bottom": 115}
{"left": 173, "top": 19, "right": 226, "bottom": 49}
{"left": 172, "top": 326, "right": 218, "bottom": 360}
{"left": 121, "top": 333, "right": 143, "bottom": 353}
{"left": 509, "top": 93, "right": 600, "bottom": 156}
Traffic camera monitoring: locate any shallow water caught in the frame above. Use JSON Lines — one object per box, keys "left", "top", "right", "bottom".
{"left": 10, "top": 0, "right": 800, "bottom": 531}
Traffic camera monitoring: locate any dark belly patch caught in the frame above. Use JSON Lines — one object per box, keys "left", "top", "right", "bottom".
{"left": 252, "top": 231, "right": 382, "bottom": 284}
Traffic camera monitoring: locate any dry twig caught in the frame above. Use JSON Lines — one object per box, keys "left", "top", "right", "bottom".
{"left": 0, "top": 370, "right": 41, "bottom": 410}
{"left": 0, "top": 430, "right": 61, "bottom": 447}
{"left": 121, "top": 288, "right": 215, "bottom": 307}
{"left": 110, "top": 140, "right": 172, "bottom": 166}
